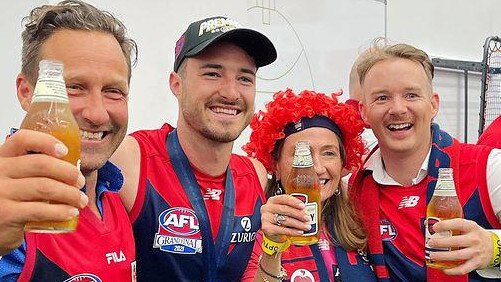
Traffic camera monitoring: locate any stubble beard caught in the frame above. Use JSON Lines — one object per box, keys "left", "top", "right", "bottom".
{"left": 182, "top": 106, "right": 252, "bottom": 143}
{"left": 79, "top": 123, "right": 126, "bottom": 175}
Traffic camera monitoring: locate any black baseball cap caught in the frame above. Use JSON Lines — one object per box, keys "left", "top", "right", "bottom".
{"left": 174, "top": 16, "right": 277, "bottom": 72}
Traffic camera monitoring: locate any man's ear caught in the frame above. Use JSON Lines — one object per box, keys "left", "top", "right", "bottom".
{"left": 431, "top": 92, "right": 440, "bottom": 118}
{"left": 169, "top": 71, "right": 182, "bottom": 99}
{"left": 16, "top": 73, "right": 34, "bottom": 111}
{"left": 359, "top": 102, "right": 371, "bottom": 129}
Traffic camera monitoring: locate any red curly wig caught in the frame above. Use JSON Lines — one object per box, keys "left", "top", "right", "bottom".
{"left": 243, "top": 88, "right": 366, "bottom": 173}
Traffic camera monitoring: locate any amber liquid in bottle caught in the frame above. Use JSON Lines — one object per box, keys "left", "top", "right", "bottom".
{"left": 425, "top": 168, "right": 463, "bottom": 269}
{"left": 22, "top": 60, "right": 81, "bottom": 233}
{"left": 285, "top": 141, "right": 321, "bottom": 245}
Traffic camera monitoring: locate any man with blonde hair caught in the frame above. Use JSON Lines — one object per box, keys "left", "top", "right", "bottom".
{"left": 351, "top": 41, "right": 501, "bottom": 281}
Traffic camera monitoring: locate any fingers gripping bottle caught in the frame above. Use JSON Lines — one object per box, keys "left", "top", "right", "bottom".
{"left": 21, "top": 60, "right": 81, "bottom": 233}
{"left": 285, "top": 141, "right": 321, "bottom": 245}
{"left": 425, "top": 167, "right": 463, "bottom": 268}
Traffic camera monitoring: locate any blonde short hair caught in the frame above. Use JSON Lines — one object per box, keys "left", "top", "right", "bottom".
{"left": 357, "top": 39, "right": 434, "bottom": 86}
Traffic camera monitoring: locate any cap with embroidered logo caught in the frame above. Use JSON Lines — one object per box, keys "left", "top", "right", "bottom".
{"left": 173, "top": 16, "right": 277, "bottom": 72}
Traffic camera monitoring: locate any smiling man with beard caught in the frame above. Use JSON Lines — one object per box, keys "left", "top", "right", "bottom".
{"left": 350, "top": 40, "right": 501, "bottom": 281}
{"left": 110, "top": 16, "right": 277, "bottom": 281}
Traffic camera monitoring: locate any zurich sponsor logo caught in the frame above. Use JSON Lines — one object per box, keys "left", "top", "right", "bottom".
{"left": 63, "top": 273, "right": 101, "bottom": 282}
{"left": 380, "top": 218, "right": 398, "bottom": 241}
{"left": 230, "top": 217, "right": 256, "bottom": 243}
{"left": 240, "top": 217, "right": 252, "bottom": 232}
{"left": 153, "top": 207, "right": 202, "bottom": 254}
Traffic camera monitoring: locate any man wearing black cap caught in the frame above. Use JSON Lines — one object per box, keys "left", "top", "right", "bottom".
{"left": 111, "top": 16, "right": 277, "bottom": 281}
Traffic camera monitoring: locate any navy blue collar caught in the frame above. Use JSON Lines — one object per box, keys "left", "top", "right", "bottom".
{"left": 83, "top": 161, "right": 124, "bottom": 216}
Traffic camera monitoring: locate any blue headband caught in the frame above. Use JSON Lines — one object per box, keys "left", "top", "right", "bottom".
{"left": 272, "top": 115, "right": 343, "bottom": 157}
{"left": 283, "top": 115, "right": 343, "bottom": 140}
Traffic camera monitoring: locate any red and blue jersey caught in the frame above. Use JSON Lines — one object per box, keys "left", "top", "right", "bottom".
{"left": 374, "top": 176, "right": 429, "bottom": 281}
{"left": 351, "top": 124, "right": 501, "bottom": 282}
{"left": 243, "top": 230, "right": 376, "bottom": 282}
{"left": 130, "top": 124, "right": 265, "bottom": 281}
{"left": 0, "top": 161, "right": 136, "bottom": 282}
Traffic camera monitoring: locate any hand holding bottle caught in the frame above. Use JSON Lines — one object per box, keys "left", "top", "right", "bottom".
{"left": 426, "top": 218, "right": 495, "bottom": 275}
{"left": 0, "top": 129, "right": 86, "bottom": 254}
{"left": 19, "top": 60, "right": 82, "bottom": 233}
{"left": 260, "top": 194, "right": 311, "bottom": 243}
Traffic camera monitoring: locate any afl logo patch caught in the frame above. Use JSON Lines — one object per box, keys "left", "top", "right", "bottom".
{"left": 63, "top": 273, "right": 102, "bottom": 282}
{"left": 153, "top": 207, "right": 203, "bottom": 254}
{"left": 380, "top": 218, "right": 398, "bottom": 241}
{"left": 159, "top": 207, "right": 200, "bottom": 235}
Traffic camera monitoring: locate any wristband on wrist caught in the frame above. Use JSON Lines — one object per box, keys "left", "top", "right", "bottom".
{"left": 488, "top": 231, "right": 501, "bottom": 267}
{"left": 261, "top": 234, "right": 291, "bottom": 256}
{"left": 258, "top": 255, "right": 287, "bottom": 281}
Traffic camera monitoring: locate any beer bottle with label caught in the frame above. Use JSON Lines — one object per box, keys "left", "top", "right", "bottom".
{"left": 21, "top": 59, "right": 81, "bottom": 233}
{"left": 425, "top": 167, "right": 463, "bottom": 268}
{"left": 285, "top": 141, "right": 321, "bottom": 245}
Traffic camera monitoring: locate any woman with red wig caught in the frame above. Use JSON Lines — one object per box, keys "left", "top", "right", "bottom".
{"left": 241, "top": 89, "right": 376, "bottom": 282}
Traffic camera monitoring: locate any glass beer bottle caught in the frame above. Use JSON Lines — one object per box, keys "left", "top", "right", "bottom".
{"left": 425, "top": 167, "right": 463, "bottom": 268}
{"left": 21, "top": 60, "right": 81, "bottom": 233}
{"left": 285, "top": 141, "right": 321, "bottom": 245}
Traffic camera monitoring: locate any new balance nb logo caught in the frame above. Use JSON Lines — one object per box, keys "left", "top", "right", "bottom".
{"left": 398, "top": 196, "right": 420, "bottom": 209}
{"left": 203, "top": 188, "right": 222, "bottom": 200}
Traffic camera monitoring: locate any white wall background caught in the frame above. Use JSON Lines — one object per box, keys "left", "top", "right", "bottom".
{"left": 1, "top": 0, "right": 499, "bottom": 154}
{"left": 0, "top": 0, "right": 384, "bottom": 154}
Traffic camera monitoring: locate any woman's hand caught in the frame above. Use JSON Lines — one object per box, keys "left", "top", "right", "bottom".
{"left": 260, "top": 194, "right": 312, "bottom": 242}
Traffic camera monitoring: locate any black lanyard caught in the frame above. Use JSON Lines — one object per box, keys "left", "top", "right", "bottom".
{"left": 167, "top": 129, "right": 235, "bottom": 282}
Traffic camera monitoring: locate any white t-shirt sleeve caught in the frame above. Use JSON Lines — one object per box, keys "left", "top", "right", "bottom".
{"left": 487, "top": 149, "right": 501, "bottom": 221}
{"left": 478, "top": 150, "right": 501, "bottom": 277}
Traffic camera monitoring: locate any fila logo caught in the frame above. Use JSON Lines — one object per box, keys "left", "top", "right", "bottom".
{"left": 106, "top": 250, "right": 126, "bottom": 264}
{"left": 398, "top": 196, "right": 420, "bottom": 209}
{"left": 203, "top": 188, "right": 222, "bottom": 201}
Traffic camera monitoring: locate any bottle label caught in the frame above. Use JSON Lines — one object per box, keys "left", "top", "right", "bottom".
{"left": 304, "top": 202, "right": 318, "bottom": 236}
{"left": 290, "top": 193, "right": 318, "bottom": 236}
{"left": 434, "top": 180, "right": 457, "bottom": 196}
{"left": 32, "top": 78, "right": 69, "bottom": 103}
{"left": 292, "top": 154, "right": 314, "bottom": 168}
{"left": 424, "top": 216, "right": 451, "bottom": 259}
